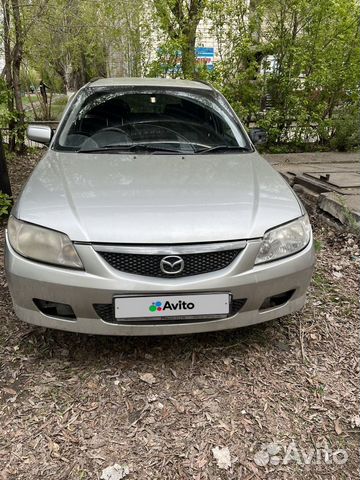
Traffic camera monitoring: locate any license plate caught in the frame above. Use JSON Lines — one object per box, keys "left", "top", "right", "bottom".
{"left": 114, "top": 293, "right": 230, "bottom": 320}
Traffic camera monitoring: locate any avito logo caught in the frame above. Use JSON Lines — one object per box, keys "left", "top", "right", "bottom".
{"left": 149, "top": 301, "right": 163, "bottom": 312}
{"left": 149, "top": 300, "right": 195, "bottom": 313}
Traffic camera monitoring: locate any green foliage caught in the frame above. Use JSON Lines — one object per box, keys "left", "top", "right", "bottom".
{"left": 329, "top": 105, "right": 360, "bottom": 152}
{"left": 0, "top": 78, "right": 15, "bottom": 129}
{"left": 148, "top": 41, "right": 183, "bottom": 78}
{"left": 209, "top": 0, "right": 360, "bottom": 151}
{"left": 2, "top": 0, "right": 359, "bottom": 153}
{"left": 22, "top": 0, "right": 152, "bottom": 92}
{"left": 152, "top": 0, "right": 207, "bottom": 79}
{"left": 314, "top": 239, "right": 323, "bottom": 253}
{"left": 0, "top": 192, "right": 12, "bottom": 217}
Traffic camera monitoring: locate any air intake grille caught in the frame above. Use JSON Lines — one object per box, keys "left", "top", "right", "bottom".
{"left": 97, "top": 249, "right": 241, "bottom": 278}
{"left": 94, "top": 298, "right": 246, "bottom": 325}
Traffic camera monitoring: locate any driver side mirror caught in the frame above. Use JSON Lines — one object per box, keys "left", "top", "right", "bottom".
{"left": 249, "top": 128, "right": 267, "bottom": 146}
{"left": 27, "top": 125, "right": 53, "bottom": 145}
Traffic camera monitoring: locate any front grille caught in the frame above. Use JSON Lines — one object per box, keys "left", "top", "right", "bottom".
{"left": 97, "top": 249, "right": 241, "bottom": 278}
{"left": 94, "top": 298, "right": 246, "bottom": 325}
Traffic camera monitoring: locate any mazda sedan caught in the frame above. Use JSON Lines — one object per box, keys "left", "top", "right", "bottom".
{"left": 5, "top": 78, "right": 314, "bottom": 335}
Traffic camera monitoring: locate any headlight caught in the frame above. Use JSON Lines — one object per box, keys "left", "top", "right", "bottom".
{"left": 7, "top": 216, "right": 83, "bottom": 269}
{"left": 255, "top": 215, "right": 311, "bottom": 264}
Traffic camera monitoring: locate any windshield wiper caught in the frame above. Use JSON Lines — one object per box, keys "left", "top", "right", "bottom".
{"left": 198, "top": 145, "right": 251, "bottom": 154}
{"left": 78, "top": 143, "right": 194, "bottom": 154}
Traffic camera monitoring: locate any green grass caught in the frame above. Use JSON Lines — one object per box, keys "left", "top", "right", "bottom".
{"left": 24, "top": 94, "right": 68, "bottom": 121}
{"left": 312, "top": 272, "right": 332, "bottom": 290}
{"left": 21, "top": 94, "right": 38, "bottom": 106}
{"left": 50, "top": 102, "right": 67, "bottom": 120}
{"left": 314, "top": 239, "right": 323, "bottom": 252}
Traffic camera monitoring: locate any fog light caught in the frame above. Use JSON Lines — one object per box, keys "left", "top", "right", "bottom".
{"left": 260, "top": 290, "right": 295, "bottom": 310}
{"left": 33, "top": 299, "right": 76, "bottom": 320}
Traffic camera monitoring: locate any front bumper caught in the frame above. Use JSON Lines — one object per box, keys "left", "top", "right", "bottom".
{"left": 5, "top": 235, "right": 315, "bottom": 335}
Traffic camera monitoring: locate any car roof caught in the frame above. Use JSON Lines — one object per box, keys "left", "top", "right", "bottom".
{"left": 89, "top": 77, "right": 213, "bottom": 91}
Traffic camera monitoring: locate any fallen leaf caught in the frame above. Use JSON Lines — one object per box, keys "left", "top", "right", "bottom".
{"left": 218, "top": 421, "right": 231, "bottom": 432}
{"left": 196, "top": 455, "right": 208, "bottom": 469}
{"left": 205, "top": 412, "right": 212, "bottom": 422}
{"left": 139, "top": 373, "right": 156, "bottom": 385}
{"left": 350, "top": 415, "right": 360, "bottom": 428}
{"left": 89, "top": 435, "right": 106, "bottom": 449}
{"left": 169, "top": 398, "right": 185, "bottom": 413}
{"left": 147, "top": 393, "right": 158, "bottom": 403}
{"left": 100, "top": 464, "right": 129, "bottom": 480}
{"left": 334, "top": 419, "right": 343, "bottom": 435}
{"left": 212, "top": 446, "right": 231, "bottom": 470}
{"left": 78, "top": 402, "right": 99, "bottom": 412}
{"left": 333, "top": 271, "right": 343, "bottom": 278}
{"left": 2, "top": 388, "right": 16, "bottom": 396}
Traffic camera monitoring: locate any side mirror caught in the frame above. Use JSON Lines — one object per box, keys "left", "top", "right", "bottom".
{"left": 249, "top": 128, "right": 267, "bottom": 146}
{"left": 27, "top": 125, "right": 53, "bottom": 145}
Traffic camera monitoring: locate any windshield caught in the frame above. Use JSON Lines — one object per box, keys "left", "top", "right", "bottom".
{"left": 54, "top": 87, "right": 251, "bottom": 154}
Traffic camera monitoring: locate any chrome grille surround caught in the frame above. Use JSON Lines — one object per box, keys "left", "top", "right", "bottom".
{"left": 93, "top": 241, "right": 246, "bottom": 278}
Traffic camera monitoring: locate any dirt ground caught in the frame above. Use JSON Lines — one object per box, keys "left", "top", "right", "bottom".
{"left": 0, "top": 151, "right": 359, "bottom": 479}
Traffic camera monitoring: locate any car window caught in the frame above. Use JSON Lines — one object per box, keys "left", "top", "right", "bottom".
{"left": 55, "top": 88, "right": 249, "bottom": 153}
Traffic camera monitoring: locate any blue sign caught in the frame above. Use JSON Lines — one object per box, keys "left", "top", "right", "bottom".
{"left": 196, "top": 47, "right": 215, "bottom": 59}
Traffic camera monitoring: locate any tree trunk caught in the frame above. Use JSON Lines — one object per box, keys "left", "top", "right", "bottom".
{"left": 9, "top": 0, "right": 25, "bottom": 153}
{"left": 180, "top": 0, "right": 205, "bottom": 79}
{"left": 181, "top": 25, "right": 197, "bottom": 78}
{"left": 155, "top": 0, "right": 205, "bottom": 80}
{"left": 2, "top": 0, "right": 28, "bottom": 153}
{"left": 0, "top": 132, "right": 12, "bottom": 197}
{"left": 12, "top": 44, "right": 25, "bottom": 152}
{"left": 2, "top": 0, "right": 16, "bottom": 151}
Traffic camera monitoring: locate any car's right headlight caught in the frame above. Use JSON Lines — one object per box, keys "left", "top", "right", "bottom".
{"left": 255, "top": 214, "right": 312, "bottom": 264}
{"left": 7, "top": 216, "right": 83, "bottom": 269}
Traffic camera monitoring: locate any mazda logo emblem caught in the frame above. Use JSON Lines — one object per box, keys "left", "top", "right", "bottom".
{"left": 160, "top": 255, "right": 185, "bottom": 275}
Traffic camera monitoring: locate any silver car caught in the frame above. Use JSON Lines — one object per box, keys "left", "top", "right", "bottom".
{"left": 5, "top": 78, "right": 314, "bottom": 335}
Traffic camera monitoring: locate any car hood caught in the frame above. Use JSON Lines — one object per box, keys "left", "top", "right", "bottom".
{"left": 15, "top": 150, "right": 302, "bottom": 243}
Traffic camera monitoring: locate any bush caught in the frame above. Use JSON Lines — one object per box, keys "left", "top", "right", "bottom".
{"left": 329, "top": 107, "right": 360, "bottom": 152}
{"left": 0, "top": 192, "right": 12, "bottom": 217}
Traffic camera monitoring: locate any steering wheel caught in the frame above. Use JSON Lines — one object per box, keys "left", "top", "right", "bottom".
{"left": 98, "top": 126, "right": 132, "bottom": 143}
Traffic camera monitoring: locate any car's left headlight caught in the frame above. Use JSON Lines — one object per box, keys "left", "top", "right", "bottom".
{"left": 255, "top": 214, "right": 312, "bottom": 264}
{"left": 7, "top": 216, "right": 83, "bottom": 269}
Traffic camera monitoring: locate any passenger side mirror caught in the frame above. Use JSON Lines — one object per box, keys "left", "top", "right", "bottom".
{"left": 249, "top": 128, "right": 267, "bottom": 146}
{"left": 27, "top": 125, "right": 53, "bottom": 145}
